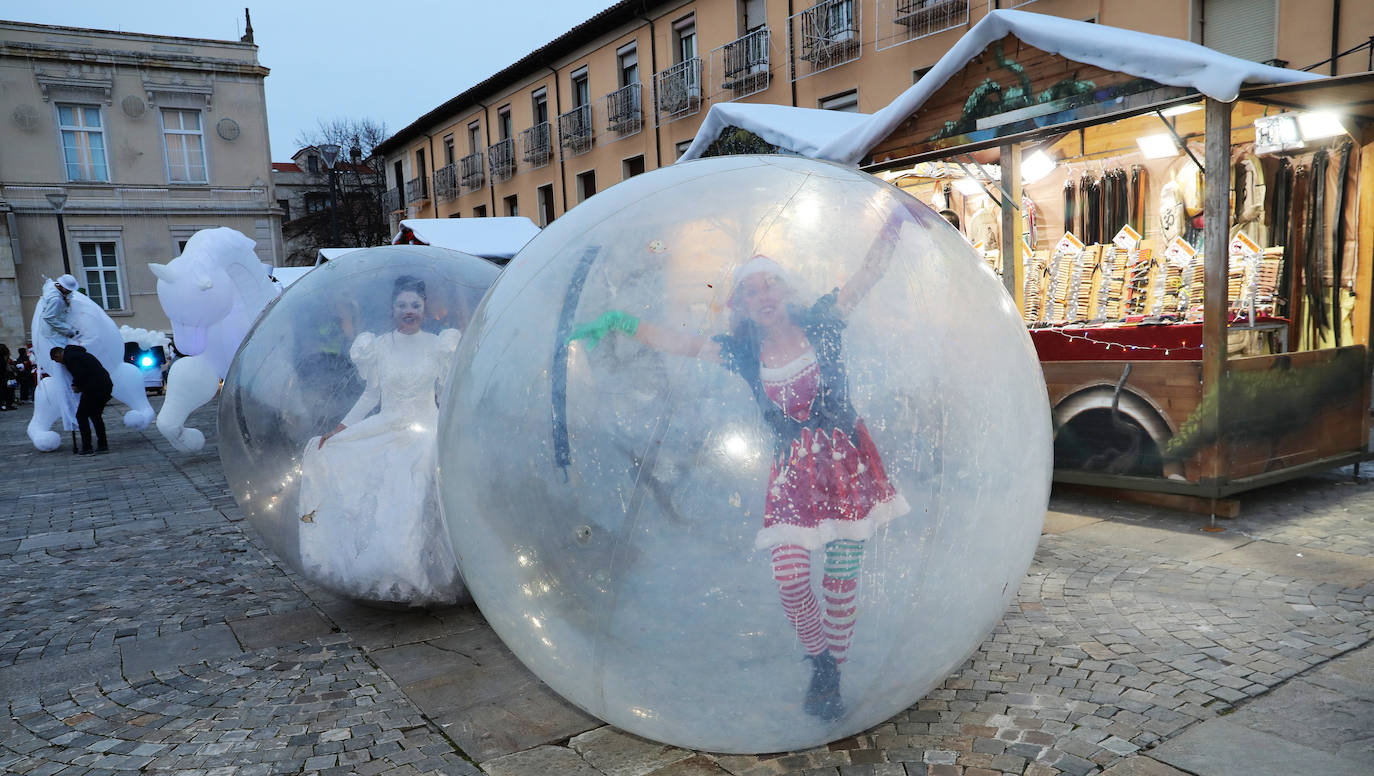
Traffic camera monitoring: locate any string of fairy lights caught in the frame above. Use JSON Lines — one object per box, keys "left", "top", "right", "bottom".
{"left": 1032, "top": 326, "right": 1204, "bottom": 356}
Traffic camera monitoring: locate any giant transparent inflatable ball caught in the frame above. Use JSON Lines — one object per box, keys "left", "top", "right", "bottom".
{"left": 221, "top": 245, "right": 499, "bottom": 608}
{"left": 437, "top": 156, "right": 1051, "bottom": 752}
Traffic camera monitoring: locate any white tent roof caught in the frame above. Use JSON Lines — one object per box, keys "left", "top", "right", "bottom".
{"left": 817, "top": 9, "right": 1323, "bottom": 165}
{"left": 393, "top": 217, "right": 540, "bottom": 261}
{"left": 317, "top": 247, "right": 364, "bottom": 264}
{"left": 271, "top": 266, "right": 315, "bottom": 287}
{"left": 677, "top": 102, "right": 872, "bottom": 163}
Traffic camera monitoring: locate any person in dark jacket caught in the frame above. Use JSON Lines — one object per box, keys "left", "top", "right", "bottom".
{"left": 51, "top": 345, "right": 112, "bottom": 454}
{"left": 15, "top": 348, "right": 34, "bottom": 403}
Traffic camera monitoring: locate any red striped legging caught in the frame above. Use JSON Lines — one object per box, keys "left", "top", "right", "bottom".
{"left": 770, "top": 539, "right": 865, "bottom": 663}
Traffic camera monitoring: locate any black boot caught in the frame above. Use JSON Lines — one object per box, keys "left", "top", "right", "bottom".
{"left": 803, "top": 651, "right": 845, "bottom": 722}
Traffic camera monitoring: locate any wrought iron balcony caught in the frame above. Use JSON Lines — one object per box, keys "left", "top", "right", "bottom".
{"left": 520, "top": 122, "right": 552, "bottom": 168}
{"left": 460, "top": 152, "right": 485, "bottom": 189}
{"left": 894, "top": 0, "right": 967, "bottom": 35}
{"left": 488, "top": 138, "right": 516, "bottom": 183}
{"left": 604, "top": 83, "right": 643, "bottom": 137}
{"left": 383, "top": 187, "right": 401, "bottom": 212}
{"left": 433, "top": 164, "right": 457, "bottom": 201}
{"left": 558, "top": 104, "right": 593, "bottom": 156}
{"left": 654, "top": 57, "right": 702, "bottom": 124}
{"left": 798, "top": 0, "right": 859, "bottom": 67}
{"left": 405, "top": 176, "right": 426, "bottom": 204}
{"left": 721, "top": 28, "right": 771, "bottom": 94}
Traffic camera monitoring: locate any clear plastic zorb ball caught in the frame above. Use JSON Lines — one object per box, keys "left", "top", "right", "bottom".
{"left": 436, "top": 156, "right": 1052, "bottom": 751}
{"left": 220, "top": 245, "right": 498, "bottom": 607}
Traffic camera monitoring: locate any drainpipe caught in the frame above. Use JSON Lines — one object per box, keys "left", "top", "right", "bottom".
{"left": 424, "top": 131, "right": 436, "bottom": 218}
{"left": 639, "top": 2, "right": 662, "bottom": 169}
{"left": 787, "top": 0, "right": 797, "bottom": 107}
{"left": 479, "top": 100, "right": 496, "bottom": 216}
{"left": 550, "top": 66, "right": 567, "bottom": 217}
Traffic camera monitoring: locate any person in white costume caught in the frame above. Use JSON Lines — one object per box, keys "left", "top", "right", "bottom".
{"left": 37, "top": 274, "right": 81, "bottom": 347}
{"left": 297, "top": 275, "right": 463, "bottom": 605}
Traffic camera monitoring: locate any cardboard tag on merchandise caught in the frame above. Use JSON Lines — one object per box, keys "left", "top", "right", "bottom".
{"left": 1054, "top": 232, "right": 1085, "bottom": 255}
{"left": 1164, "top": 236, "right": 1197, "bottom": 264}
{"left": 1229, "top": 231, "right": 1261, "bottom": 259}
{"left": 1112, "top": 224, "right": 1142, "bottom": 251}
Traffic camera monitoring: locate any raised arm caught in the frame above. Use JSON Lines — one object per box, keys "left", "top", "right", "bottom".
{"left": 835, "top": 204, "right": 910, "bottom": 315}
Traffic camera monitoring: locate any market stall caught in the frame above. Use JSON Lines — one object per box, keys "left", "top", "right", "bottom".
{"left": 820, "top": 12, "right": 1372, "bottom": 498}
{"left": 391, "top": 216, "right": 540, "bottom": 265}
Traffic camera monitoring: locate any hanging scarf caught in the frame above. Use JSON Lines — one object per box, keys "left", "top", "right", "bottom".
{"left": 1271, "top": 157, "right": 1293, "bottom": 316}
{"left": 1331, "top": 140, "right": 1353, "bottom": 346}
{"left": 1302, "top": 150, "right": 1329, "bottom": 336}
{"left": 1063, "top": 176, "right": 1076, "bottom": 236}
{"left": 1129, "top": 165, "right": 1146, "bottom": 235}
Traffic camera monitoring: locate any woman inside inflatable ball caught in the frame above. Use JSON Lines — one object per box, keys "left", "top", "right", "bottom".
{"left": 220, "top": 246, "right": 495, "bottom": 610}
{"left": 568, "top": 205, "right": 911, "bottom": 722}
{"left": 298, "top": 273, "right": 463, "bottom": 605}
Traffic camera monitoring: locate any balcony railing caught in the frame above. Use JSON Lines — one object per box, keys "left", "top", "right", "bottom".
{"left": 792, "top": 0, "right": 860, "bottom": 78}
{"left": 876, "top": 0, "right": 968, "bottom": 50}
{"left": 604, "top": 83, "right": 643, "bottom": 137}
{"left": 383, "top": 187, "right": 401, "bottom": 212}
{"left": 488, "top": 138, "right": 516, "bottom": 183}
{"left": 721, "top": 28, "right": 771, "bottom": 98}
{"left": 654, "top": 57, "right": 702, "bottom": 125}
{"left": 460, "top": 152, "right": 484, "bottom": 189}
{"left": 433, "top": 164, "right": 457, "bottom": 201}
{"left": 405, "top": 176, "right": 426, "bottom": 204}
{"left": 520, "top": 122, "right": 552, "bottom": 168}
{"left": 558, "top": 104, "right": 593, "bottom": 157}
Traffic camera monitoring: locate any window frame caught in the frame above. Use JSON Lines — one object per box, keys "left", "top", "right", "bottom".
{"left": 674, "top": 15, "right": 698, "bottom": 64}
{"left": 76, "top": 239, "right": 127, "bottom": 313}
{"left": 161, "top": 107, "right": 209, "bottom": 184}
{"left": 819, "top": 88, "right": 860, "bottom": 112}
{"left": 55, "top": 102, "right": 110, "bottom": 182}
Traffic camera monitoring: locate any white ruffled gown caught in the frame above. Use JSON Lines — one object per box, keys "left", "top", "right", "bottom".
{"left": 297, "top": 328, "right": 464, "bottom": 605}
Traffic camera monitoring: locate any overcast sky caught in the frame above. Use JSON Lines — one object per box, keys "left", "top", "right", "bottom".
{"left": 7, "top": 1, "right": 620, "bottom": 157}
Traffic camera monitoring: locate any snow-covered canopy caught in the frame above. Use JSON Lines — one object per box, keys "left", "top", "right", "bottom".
{"left": 316, "top": 247, "right": 364, "bottom": 265}
{"left": 119, "top": 325, "right": 170, "bottom": 350}
{"left": 393, "top": 217, "right": 540, "bottom": 262}
{"left": 270, "top": 266, "right": 314, "bottom": 287}
{"left": 818, "top": 9, "right": 1323, "bottom": 165}
{"left": 677, "top": 102, "right": 872, "bottom": 163}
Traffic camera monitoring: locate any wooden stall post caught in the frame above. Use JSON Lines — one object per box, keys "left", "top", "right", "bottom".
{"left": 1000, "top": 143, "right": 1023, "bottom": 310}
{"left": 1201, "top": 98, "right": 1232, "bottom": 486}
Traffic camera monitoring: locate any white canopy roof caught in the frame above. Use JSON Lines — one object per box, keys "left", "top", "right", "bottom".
{"left": 317, "top": 247, "right": 364, "bottom": 265}
{"left": 677, "top": 102, "right": 872, "bottom": 163}
{"left": 393, "top": 217, "right": 540, "bottom": 261}
{"left": 813, "top": 9, "right": 1322, "bottom": 165}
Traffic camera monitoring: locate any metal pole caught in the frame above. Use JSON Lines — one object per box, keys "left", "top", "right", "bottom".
{"left": 327, "top": 170, "right": 340, "bottom": 246}
{"left": 55, "top": 212, "right": 71, "bottom": 275}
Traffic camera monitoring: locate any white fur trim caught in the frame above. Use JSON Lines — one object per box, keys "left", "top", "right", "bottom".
{"left": 733, "top": 255, "right": 787, "bottom": 285}
{"left": 754, "top": 493, "right": 911, "bottom": 550}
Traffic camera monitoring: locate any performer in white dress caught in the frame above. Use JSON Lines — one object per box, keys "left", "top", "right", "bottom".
{"left": 297, "top": 275, "right": 464, "bottom": 605}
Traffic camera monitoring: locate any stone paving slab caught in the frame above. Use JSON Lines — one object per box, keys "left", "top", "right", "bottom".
{"left": 569, "top": 726, "right": 696, "bottom": 776}
{"left": 228, "top": 609, "right": 335, "bottom": 651}
{"left": 371, "top": 628, "right": 601, "bottom": 761}
{"left": 0, "top": 647, "right": 123, "bottom": 702}
{"left": 120, "top": 622, "right": 245, "bottom": 677}
{"left": 1149, "top": 717, "right": 1368, "bottom": 776}
{"left": 1206, "top": 539, "right": 1374, "bottom": 586}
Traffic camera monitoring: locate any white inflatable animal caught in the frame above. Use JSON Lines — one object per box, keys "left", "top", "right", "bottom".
{"left": 149, "top": 227, "right": 280, "bottom": 452}
{"left": 27, "top": 281, "right": 156, "bottom": 451}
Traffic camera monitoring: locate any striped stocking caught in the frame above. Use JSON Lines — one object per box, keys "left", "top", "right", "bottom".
{"left": 822, "top": 539, "right": 865, "bottom": 663}
{"left": 770, "top": 544, "right": 827, "bottom": 657}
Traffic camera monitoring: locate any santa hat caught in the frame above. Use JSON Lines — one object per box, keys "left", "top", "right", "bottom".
{"left": 728, "top": 255, "right": 790, "bottom": 306}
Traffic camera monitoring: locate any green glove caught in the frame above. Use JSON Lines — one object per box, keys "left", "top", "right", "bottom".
{"left": 566, "top": 310, "right": 639, "bottom": 350}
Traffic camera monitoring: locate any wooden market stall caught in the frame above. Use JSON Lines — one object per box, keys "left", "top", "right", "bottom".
{"left": 843, "top": 20, "right": 1373, "bottom": 500}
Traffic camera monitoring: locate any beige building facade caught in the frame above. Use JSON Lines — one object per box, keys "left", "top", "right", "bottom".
{"left": 0, "top": 19, "right": 282, "bottom": 345}
{"left": 376, "top": 0, "right": 1371, "bottom": 232}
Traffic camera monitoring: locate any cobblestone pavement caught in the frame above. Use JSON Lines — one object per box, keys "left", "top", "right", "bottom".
{"left": 1, "top": 398, "right": 1371, "bottom": 775}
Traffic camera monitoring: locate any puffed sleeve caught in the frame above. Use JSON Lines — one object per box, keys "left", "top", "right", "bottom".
{"left": 437, "top": 328, "right": 462, "bottom": 356}
{"left": 339, "top": 333, "right": 381, "bottom": 427}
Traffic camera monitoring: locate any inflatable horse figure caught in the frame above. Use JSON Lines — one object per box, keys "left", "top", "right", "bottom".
{"left": 27, "top": 281, "right": 157, "bottom": 451}
{"left": 149, "top": 227, "right": 280, "bottom": 452}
